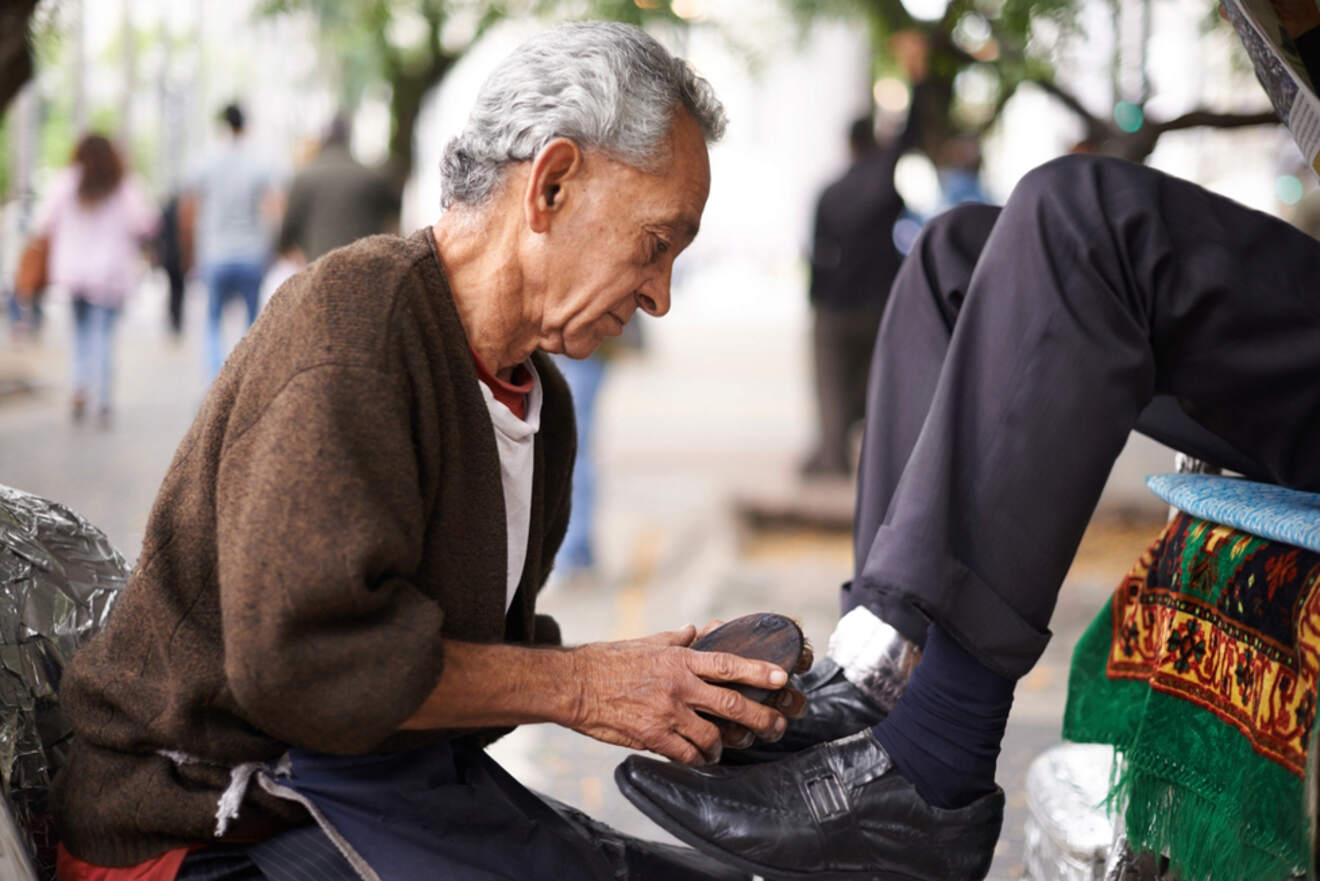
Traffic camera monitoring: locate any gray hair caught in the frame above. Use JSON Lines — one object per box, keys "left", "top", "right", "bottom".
{"left": 440, "top": 21, "right": 726, "bottom": 209}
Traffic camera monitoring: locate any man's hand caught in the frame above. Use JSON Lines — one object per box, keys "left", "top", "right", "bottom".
{"left": 564, "top": 626, "right": 791, "bottom": 765}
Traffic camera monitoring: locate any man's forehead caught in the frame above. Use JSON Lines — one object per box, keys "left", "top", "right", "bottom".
{"left": 657, "top": 151, "right": 710, "bottom": 240}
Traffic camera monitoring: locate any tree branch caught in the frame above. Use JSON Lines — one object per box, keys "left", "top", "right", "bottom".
{"left": 1027, "top": 75, "right": 1111, "bottom": 143}
{"left": 1150, "top": 108, "right": 1279, "bottom": 135}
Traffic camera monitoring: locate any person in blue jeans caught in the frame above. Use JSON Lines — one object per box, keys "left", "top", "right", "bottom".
{"left": 186, "top": 103, "right": 279, "bottom": 380}
{"left": 203, "top": 260, "right": 264, "bottom": 378}
{"left": 69, "top": 296, "right": 119, "bottom": 421}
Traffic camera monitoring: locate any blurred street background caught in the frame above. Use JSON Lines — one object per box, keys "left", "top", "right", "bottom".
{"left": 3, "top": 0, "right": 1319, "bottom": 877}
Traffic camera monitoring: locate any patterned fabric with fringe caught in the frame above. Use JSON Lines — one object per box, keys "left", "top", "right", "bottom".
{"left": 1063, "top": 512, "right": 1320, "bottom": 881}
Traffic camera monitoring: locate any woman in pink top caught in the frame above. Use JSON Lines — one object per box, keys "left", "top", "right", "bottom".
{"left": 35, "top": 134, "right": 158, "bottom": 425}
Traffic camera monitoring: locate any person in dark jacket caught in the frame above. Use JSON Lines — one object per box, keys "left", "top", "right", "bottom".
{"left": 277, "top": 115, "right": 400, "bottom": 265}
{"left": 801, "top": 114, "right": 914, "bottom": 476}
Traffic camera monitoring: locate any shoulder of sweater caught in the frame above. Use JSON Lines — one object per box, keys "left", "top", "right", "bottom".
{"left": 269, "top": 230, "right": 452, "bottom": 372}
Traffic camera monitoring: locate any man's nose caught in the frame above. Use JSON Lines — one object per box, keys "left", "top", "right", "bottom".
{"left": 636, "top": 267, "right": 673, "bottom": 317}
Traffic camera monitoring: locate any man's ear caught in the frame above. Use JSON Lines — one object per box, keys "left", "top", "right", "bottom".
{"left": 525, "top": 138, "right": 583, "bottom": 233}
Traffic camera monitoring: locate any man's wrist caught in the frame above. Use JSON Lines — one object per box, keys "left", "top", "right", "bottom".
{"left": 551, "top": 645, "right": 590, "bottom": 729}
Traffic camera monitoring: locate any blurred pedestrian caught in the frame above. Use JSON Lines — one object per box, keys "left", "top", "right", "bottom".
{"left": 31, "top": 133, "right": 157, "bottom": 426}
{"left": 934, "top": 135, "right": 992, "bottom": 210}
{"left": 277, "top": 114, "right": 400, "bottom": 265}
{"left": 153, "top": 191, "right": 195, "bottom": 338}
{"left": 185, "top": 102, "right": 279, "bottom": 380}
{"left": 802, "top": 81, "right": 925, "bottom": 478}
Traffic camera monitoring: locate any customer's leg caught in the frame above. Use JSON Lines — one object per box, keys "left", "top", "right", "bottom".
{"left": 864, "top": 155, "right": 1320, "bottom": 679}
{"left": 615, "top": 157, "right": 1320, "bottom": 880}
{"left": 779, "top": 178, "right": 1304, "bottom": 763}
{"left": 846, "top": 203, "right": 1001, "bottom": 642}
{"left": 846, "top": 200, "right": 1278, "bottom": 642}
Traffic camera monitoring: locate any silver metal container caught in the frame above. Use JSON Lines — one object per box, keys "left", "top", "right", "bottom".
{"left": 1023, "top": 743, "right": 1117, "bottom": 881}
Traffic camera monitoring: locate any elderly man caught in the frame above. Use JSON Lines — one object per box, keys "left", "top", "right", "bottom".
{"left": 52, "top": 23, "right": 791, "bottom": 881}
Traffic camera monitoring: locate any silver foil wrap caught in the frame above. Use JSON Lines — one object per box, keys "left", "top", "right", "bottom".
{"left": 826, "top": 606, "right": 921, "bottom": 713}
{"left": 0, "top": 483, "right": 127, "bottom": 879}
{"left": 1023, "top": 743, "right": 1117, "bottom": 881}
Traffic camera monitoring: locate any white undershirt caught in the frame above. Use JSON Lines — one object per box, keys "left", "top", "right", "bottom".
{"left": 476, "top": 361, "right": 542, "bottom": 612}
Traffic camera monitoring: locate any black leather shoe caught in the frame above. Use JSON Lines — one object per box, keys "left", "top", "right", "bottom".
{"left": 720, "top": 657, "right": 888, "bottom": 764}
{"left": 615, "top": 730, "right": 1003, "bottom": 881}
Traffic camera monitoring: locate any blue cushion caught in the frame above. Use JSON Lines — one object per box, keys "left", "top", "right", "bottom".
{"left": 1146, "top": 473, "right": 1320, "bottom": 554}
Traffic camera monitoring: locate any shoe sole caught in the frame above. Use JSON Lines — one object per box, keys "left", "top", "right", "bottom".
{"left": 614, "top": 765, "right": 929, "bottom": 881}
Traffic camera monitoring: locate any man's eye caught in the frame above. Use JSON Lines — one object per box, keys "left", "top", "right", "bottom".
{"left": 650, "top": 239, "right": 670, "bottom": 261}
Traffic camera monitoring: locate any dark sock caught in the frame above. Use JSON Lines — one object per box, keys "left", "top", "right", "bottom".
{"left": 870, "top": 622, "right": 1015, "bottom": 809}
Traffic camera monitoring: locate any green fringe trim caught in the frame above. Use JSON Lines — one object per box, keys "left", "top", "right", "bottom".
{"left": 1064, "top": 595, "right": 1309, "bottom": 881}
{"left": 1110, "top": 758, "right": 1304, "bottom": 881}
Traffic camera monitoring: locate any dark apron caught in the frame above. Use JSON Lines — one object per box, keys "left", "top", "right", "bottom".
{"left": 260, "top": 740, "right": 616, "bottom": 881}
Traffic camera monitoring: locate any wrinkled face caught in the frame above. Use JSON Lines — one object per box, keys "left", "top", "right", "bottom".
{"left": 535, "top": 111, "right": 712, "bottom": 358}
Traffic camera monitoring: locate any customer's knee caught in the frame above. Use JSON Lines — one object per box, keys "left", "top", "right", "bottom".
{"left": 914, "top": 203, "right": 1000, "bottom": 262}
{"left": 1007, "top": 154, "right": 1149, "bottom": 219}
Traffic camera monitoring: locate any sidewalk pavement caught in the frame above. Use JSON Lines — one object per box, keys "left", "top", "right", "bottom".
{"left": 0, "top": 263, "right": 1167, "bottom": 880}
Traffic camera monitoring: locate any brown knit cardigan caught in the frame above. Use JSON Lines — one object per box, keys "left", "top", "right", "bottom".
{"left": 52, "top": 229, "right": 575, "bottom": 866}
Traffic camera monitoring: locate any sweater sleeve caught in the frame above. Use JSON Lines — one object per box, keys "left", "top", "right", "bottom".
{"left": 214, "top": 363, "right": 444, "bottom": 754}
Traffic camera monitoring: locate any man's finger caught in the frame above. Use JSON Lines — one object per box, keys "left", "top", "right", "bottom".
{"left": 774, "top": 687, "right": 808, "bottom": 720}
{"left": 656, "top": 731, "right": 705, "bottom": 766}
{"left": 689, "top": 681, "right": 787, "bottom": 740}
{"left": 695, "top": 619, "right": 726, "bottom": 639}
{"left": 676, "top": 713, "right": 723, "bottom": 764}
{"left": 719, "top": 721, "right": 756, "bottom": 749}
{"left": 684, "top": 649, "right": 789, "bottom": 689}
{"left": 637, "top": 625, "right": 697, "bottom": 647}
{"left": 665, "top": 729, "right": 718, "bottom": 766}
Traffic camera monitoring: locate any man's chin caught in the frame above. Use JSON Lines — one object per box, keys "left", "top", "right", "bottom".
{"left": 559, "top": 337, "right": 604, "bottom": 360}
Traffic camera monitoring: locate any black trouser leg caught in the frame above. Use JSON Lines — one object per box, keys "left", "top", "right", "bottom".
{"left": 848, "top": 155, "right": 1320, "bottom": 678}
{"left": 844, "top": 203, "right": 999, "bottom": 645}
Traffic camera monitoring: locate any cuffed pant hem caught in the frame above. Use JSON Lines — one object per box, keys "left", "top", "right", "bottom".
{"left": 859, "top": 525, "right": 1051, "bottom": 679}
